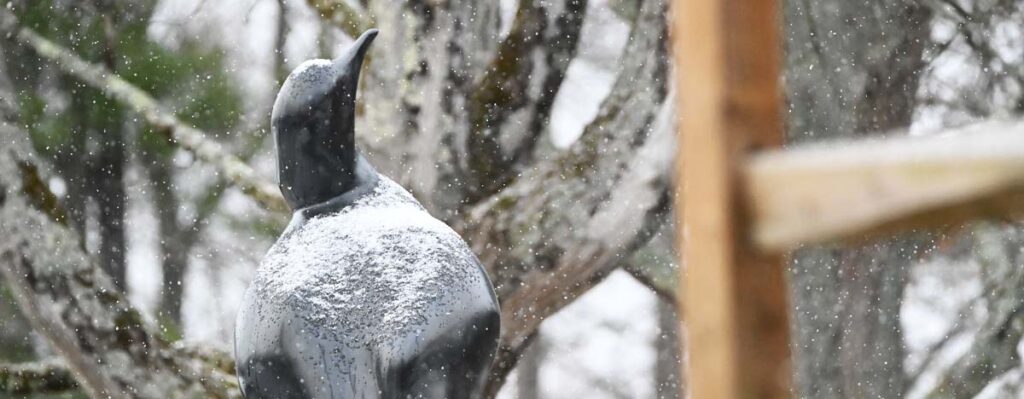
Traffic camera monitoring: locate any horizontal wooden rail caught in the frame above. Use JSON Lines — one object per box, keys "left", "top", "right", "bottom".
{"left": 747, "top": 119, "right": 1024, "bottom": 251}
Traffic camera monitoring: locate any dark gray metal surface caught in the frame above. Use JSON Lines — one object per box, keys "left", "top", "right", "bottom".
{"left": 235, "top": 29, "right": 500, "bottom": 399}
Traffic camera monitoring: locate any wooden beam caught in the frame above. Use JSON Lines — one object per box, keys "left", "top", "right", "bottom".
{"left": 747, "top": 119, "right": 1024, "bottom": 251}
{"left": 674, "top": 0, "right": 791, "bottom": 397}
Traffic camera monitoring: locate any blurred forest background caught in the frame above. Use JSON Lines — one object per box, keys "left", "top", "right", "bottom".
{"left": 2, "top": 0, "right": 1024, "bottom": 398}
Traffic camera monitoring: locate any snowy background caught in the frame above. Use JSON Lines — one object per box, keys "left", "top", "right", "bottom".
{"left": 17, "top": 0, "right": 1021, "bottom": 397}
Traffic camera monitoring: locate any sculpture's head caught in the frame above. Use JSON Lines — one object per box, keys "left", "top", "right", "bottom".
{"left": 272, "top": 29, "right": 378, "bottom": 210}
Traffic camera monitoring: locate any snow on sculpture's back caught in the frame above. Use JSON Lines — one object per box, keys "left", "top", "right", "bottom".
{"left": 256, "top": 177, "right": 493, "bottom": 348}
{"left": 234, "top": 29, "right": 501, "bottom": 399}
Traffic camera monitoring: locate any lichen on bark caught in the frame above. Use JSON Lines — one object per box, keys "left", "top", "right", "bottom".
{"left": 0, "top": 125, "right": 240, "bottom": 399}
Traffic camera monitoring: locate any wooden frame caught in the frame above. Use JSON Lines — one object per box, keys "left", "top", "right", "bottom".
{"left": 674, "top": 1, "right": 1024, "bottom": 398}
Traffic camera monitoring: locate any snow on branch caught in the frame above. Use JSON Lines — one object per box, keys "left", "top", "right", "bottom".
{"left": 0, "top": 360, "right": 76, "bottom": 395}
{"left": 0, "top": 126, "right": 241, "bottom": 399}
{"left": 0, "top": 9, "right": 289, "bottom": 214}
{"left": 919, "top": 224, "right": 1024, "bottom": 397}
{"left": 456, "top": 0, "right": 673, "bottom": 393}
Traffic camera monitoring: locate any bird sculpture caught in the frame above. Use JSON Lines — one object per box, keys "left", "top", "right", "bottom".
{"left": 234, "top": 29, "right": 501, "bottom": 399}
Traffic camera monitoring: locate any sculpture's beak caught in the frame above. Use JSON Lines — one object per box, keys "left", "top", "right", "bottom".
{"left": 332, "top": 29, "right": 378, "bottom": 96}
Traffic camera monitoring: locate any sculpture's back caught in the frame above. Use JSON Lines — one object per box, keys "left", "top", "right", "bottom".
{"left": 234, "top": 29, "right": 501, "bottom": 399}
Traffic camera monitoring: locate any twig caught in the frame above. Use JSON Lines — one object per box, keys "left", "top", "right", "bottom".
{"left": 905, "top": 296, "right": 978, "bottom": 384}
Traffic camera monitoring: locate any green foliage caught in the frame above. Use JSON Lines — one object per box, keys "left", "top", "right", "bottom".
{"left": 227, "top": 213, "right": 288, "bottom": 241}
{"left": 608, "top": 0, "right": 640, "bottom": 21}
{"left": 15, "top": 93, "right": 69, "bottom": 153}
{"left": 157, "top": 314, "right": 184, "bottom": 343}
{"left": 118, "top": 40, "right": 243, "bottom": 132}
{"left": 0, "top": 391, "right": 88, "bottom": 399}
{"left": 10, "top": 0, "right": 243, "bottom": 158}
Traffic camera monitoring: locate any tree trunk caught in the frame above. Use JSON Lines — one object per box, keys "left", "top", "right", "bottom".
{"left": 54, "top": 79, "right": 90, "bottom": 237}
{"left": 516, "top": 333, "right": 546, "bottom": 399}
{"left": 143, "top": 154, "right": 189, "bottom": 325}
{"left": 783, "top": 1, "right": 932, "bottom": 397}
{"left": 94, "top": 13, "right": 129, "bottom": 291}
{"left": 655, "top": 300, "right": 681, "bottom": 399}
{"left": 93, "top": 127, "right": 128, "bottom": 291}
{"left": 0, "top": 36, "right": 43, "bottom": 364}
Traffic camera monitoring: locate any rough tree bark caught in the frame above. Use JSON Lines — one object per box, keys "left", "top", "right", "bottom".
{"left": 142, "top": 153, "right": 196, "bottom": 325}
{"left": 516, "top": 333, "right": 546, "bottom": 399}
{"left": 462, "top": 0, "right": 588, "bottom": 201}
{"left": 655, "top": 299, "right": 682, "bottom": 399}
{"left": 344, "top": 0, "right": 505, "bottom": 215}
{"left": 623, "top": 223, "right": 678, "bottom": 303}
{"left": 92, "top": 12, "right": 130, "bottom": 291}
{"left": 783, "top": 1, "right": 932, "bottom": 397}
{"left": 0, "top": 26, "right": 39, "bottom": 366}
{"left": 92, "top": 118, "right": 129, "bottom": 290}
{"left": 0, "top": 360, "right": 77, "bottom": 394}
{"left": 462, "top": 2, "right": 672, "bottom": 394}
{"left": 0, "top": 125, "right": 240, "bottom": 398}
{"left": 0, "top": 9, "right": 246, "bottom": 397}
{"left": 915, "top": 2, "right": 1024, "bottom": 396}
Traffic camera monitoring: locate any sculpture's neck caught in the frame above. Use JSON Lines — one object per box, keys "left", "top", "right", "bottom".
{"left": 278, "top": 153, "right": 380, "bottom": 238}
{"left": 278, "top": 136, "right": 378, "bottom": 208}
{"left": 299, "top": 153, "right": 380, "bottom": 215}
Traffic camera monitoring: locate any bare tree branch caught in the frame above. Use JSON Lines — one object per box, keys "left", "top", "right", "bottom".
{"left": 623, "top": 263, "right": 676, "bottom": 303}
{"left": 906, "top": 294, "right": 976, "bottom": 385}
{"left": 457, "top": 0, "right": 672, "bottom": 393}
{"left": 924, "top": 223, "right": 1024, "bottom": 398}
{"left": 622, "top": 228, "right": 677, "bottom": 304}
{"left": 0, "top": 9, "right": 288, "bottom": 214}
{"left": 463, "top": 0, "right": 588, "bottom": 202}
{"left": 0, "top": 343, "right": 238, "bottom": 396}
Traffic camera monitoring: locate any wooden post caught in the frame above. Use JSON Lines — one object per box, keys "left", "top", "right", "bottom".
{"left": 674, "top": 0, "right": 791, "bottom": 397}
